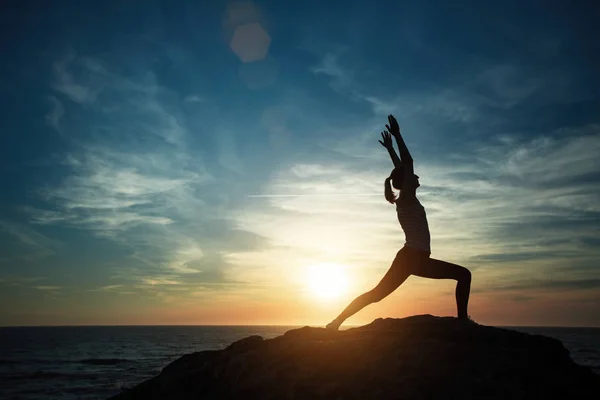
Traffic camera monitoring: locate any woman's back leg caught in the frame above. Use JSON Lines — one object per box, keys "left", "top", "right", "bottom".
{"left": 327, "top": 250, "right": 411, "bottom": 330}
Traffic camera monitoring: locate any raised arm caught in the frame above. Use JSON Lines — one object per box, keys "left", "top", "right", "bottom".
{"left": 386, "top": 115, "right": 413, "bottom": 164}
{"left": 378, "top": 131, "right": 402, "bottom": 168}
{"left": 386, "top": 115, "right": 416, "bottom": 194}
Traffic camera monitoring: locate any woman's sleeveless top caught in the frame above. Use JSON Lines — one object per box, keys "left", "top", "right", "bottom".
{"left": 395, "top": 196, "right": 431, "bottom": 253}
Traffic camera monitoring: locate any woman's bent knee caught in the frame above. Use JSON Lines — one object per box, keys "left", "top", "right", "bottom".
{"left": 460, "top": 268, "right": 472, "bottom": 283}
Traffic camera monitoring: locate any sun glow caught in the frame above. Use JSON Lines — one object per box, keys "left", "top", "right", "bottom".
{"left": 306, "top": 263, "right": 350, "bottom": 300}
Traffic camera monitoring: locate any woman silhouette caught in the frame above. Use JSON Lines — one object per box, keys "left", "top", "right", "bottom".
{"left": 326, "top": 115, "right": 472, "bottom": 330}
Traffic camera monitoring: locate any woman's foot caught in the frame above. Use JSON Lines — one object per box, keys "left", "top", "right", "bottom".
{"left": 459, "top": 314, "right": 477, "bottom": 324}
{"left": 326, "top": 318, "right": 342, "bottom": 331}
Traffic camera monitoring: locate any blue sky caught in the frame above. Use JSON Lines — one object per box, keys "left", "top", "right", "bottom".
{"left": 1, "top": 0, "right": 599, "bottom": 326}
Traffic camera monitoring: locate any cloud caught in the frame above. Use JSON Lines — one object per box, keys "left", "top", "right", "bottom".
{"left": 90, "top": 284, "right": 124, "bottom": 292}
{"left": 167, "top": 243, "right": 205, "bottom": 274}
{"left": 310, "top": 49, "right": 578, "bottom": 133}
{"left": 233, "top": 161, "right": 399, "bottom": 282}
{"left": 311, "top": 53, "right": 348, "bottom": 82}
{"left": 216, "top": 128, "right": 245, "bottom": 174}
{"left": 0, "top": 221, "right": 59, "bottom": 260}
{"left": 309, "top": 52, "right": 483, "bottom": 127}
{"left": 311, "top": 52, "right": 359, "bottom": 97}
{"left": 476, "top": 64, "right": 541, "bottom": 107}
{"left": 32, "top": 147, "right": 202, "bottom": 234}
{"left": 35, "top": 286, "right": 61, "bottom": 290}
{"left": 184, "top": 94, "right": 204, "bottom": 103}
{"left": 423, "top": 126, "right": 599, "bottom": 242}
{"left": 36, "top": 53, "right": 210, "bottom": 241}
{"left": 475, "top": 278, "right": 600, "bottom": 293}
{"left": 27, "top": 52, "right": 272, "bottom": 301}
{"left": 1, "top": 2, "right": 597, "bottom": 326}
{"left": 52, "top": 52, "right": 103, "bottom": 104}
{"left": 45, "top": 96, "right": 65, "bottom": 132}
{"left": 231, "top": 120, "right": 600, "bottom": 296}
{"left": 0, "top": 276, "right": 45, "bottom": 286}
{"left": 140, "top": 277, "right": 181, "bottom": 286}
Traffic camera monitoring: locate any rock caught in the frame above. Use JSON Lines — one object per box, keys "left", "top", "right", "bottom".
{"left": 109, "top": 315, "right": 600, "bottom": 400}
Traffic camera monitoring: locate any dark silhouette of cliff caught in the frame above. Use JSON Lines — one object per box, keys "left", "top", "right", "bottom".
{"left": 109, "top": 315, "right": 599, "bottom": 400}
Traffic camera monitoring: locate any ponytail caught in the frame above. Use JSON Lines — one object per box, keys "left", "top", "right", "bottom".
{"left": 384, "top": 177, "right": 396, "bottom": 204}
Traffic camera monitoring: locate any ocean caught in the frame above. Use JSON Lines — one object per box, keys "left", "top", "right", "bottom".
{"left": 1, "top": 325, "right": 599, "bottom": 400}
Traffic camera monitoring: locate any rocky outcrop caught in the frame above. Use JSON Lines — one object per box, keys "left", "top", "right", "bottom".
{"left": 110, "top": 315, "right": 599, "bottom": 399}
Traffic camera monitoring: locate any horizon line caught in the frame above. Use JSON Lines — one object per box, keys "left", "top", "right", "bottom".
{"left": 2, "top": 323, "right": 599, "bottom": 329}
{"left": 247, "top": 193, "right": 380, "bottom": 198}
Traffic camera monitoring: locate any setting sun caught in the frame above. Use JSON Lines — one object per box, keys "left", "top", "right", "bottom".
{"left": 306, "top": 263, "right": 350, "bottom": 300}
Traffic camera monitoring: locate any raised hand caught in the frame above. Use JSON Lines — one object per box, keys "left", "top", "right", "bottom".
{"left": 386, "top": 114, "right": 413, "bottom": 164}
{"left": 378, "top": 131, "right": 394, "bottom": 149}
{"left": 386, "top": 114, "right": 400, "bottom": 138}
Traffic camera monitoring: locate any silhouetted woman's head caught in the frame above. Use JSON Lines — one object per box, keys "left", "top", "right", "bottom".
{"left": 390, "top": 166, "right": 405, "bottom": 190}
{"left": 384, "top": 167, "right": 403, "bottom": 204}
{"left": 384, "top": 167, "right": 420, "bottom": 204}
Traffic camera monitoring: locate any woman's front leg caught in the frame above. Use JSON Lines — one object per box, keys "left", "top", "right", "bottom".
{"left": 413, "top": 258, "right": 472, "bottom": 320}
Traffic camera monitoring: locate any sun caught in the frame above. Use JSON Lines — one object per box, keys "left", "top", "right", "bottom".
{"left": 306, "top": 263, "right": 350, "bottom": 300}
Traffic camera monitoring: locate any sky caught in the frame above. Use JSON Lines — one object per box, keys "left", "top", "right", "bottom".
{"left": 1, "top": 0, "right": 599, "bottom": 327}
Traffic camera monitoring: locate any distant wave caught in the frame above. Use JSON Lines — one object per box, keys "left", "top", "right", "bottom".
{"left": 78, "top": 358, "right": 132, "bottom": 365}
{"left": 1, "top": 370, "right": 98, "bottom": 380}
{"left": 0, "top": 357, "right": 135, "bottom": 366}
{"left": 0, "top": 358, "right": 71, "bottom": 365}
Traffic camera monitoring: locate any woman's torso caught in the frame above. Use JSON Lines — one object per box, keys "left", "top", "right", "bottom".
{"left": 395, "top": 195, "right": 431, "bottom": 253}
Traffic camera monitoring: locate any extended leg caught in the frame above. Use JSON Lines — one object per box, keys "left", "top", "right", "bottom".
{"left": 327, "top": 251, "right": 410, "bottom": 330}
{"left": 414, "top": 258, "right": 472, "bottom": 320}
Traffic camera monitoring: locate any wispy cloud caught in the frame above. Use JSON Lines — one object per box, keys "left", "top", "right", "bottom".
{"left": 215, "top": 128, "right": 245, "bottom": 174}
{"left": 2, "top": 0, "right": 598, "bottom": 326}
{"left": 45, "top": 96, "right": 65, "bottom": 132}
{"left": 34, "top": 146, "right": 202, "bottom": 232}
{"left": 310, "top": 50, "right": 574, "bottom": 129}
{"left": 167, "top": 243, "right": 205, "bottom": 274}
{"left": 0, "top": 221, "right": 59, "bottom": 260}
{"left": 0, "top": 276, "right": 45, "bottom": 286}
{"left": 183, "top": 94, "right": 204, "bottom": 103}
{"left": 38, "top": 55, "right": 207, "bottom": 234}
{"left": 233, "top": 116, "right": 600, "bottom": 295}
{"left": 90, "top": 284, "right": 124, "bottom": 292}
{"left": 311, "top": 52, "right": 357, "bottom": 95}
{"left": 28, "top": 52, "right": 266, "bottom": 301}
{"left": 52, "top": 52, "right": 103, "bottom": 104}
{"left": 35, "top": 286, "right": 61, "bottom": 291}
